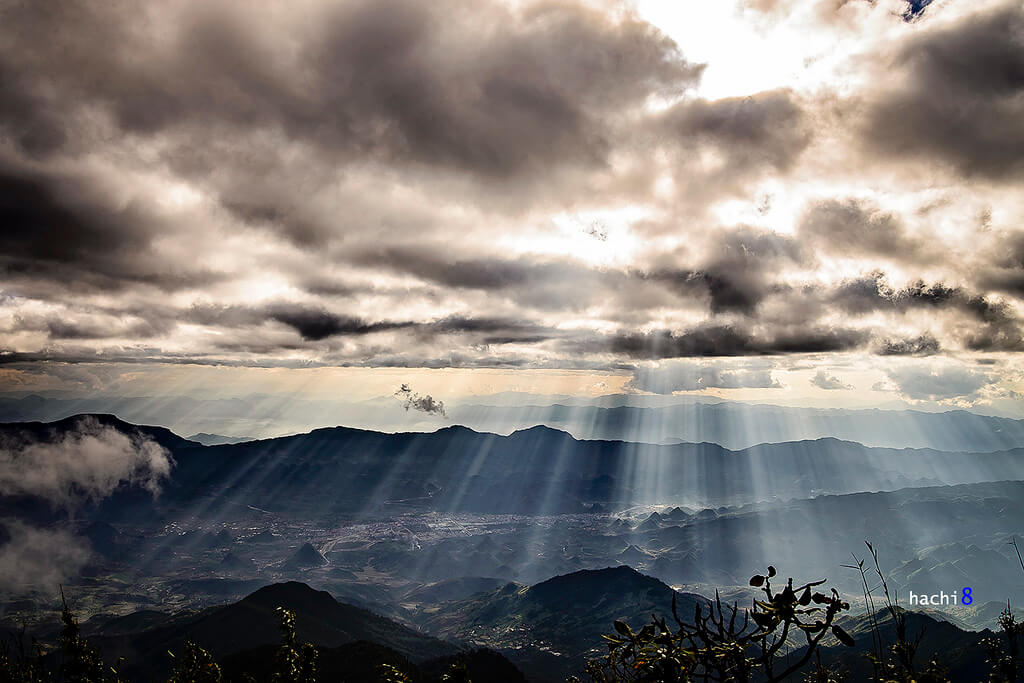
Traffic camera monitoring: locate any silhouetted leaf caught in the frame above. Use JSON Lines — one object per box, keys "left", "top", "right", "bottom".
{"left": 750, "top": 575, "right": 765, "bottom": 587}
{"left": 832, "top": 624, "right": 855, "bottom": 647}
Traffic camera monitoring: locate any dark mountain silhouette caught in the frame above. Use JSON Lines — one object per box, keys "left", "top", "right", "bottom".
{"left": 7, "top": 392, "right": 1024, "bottom": 451}
{"left": 403, "top": 577, "right": 508, "bottom": 605}
{"left": 186, "top": 432, "right": 254, "bottom": 446}
{"left": 219, "top": 550, "right": 257, "bottom": 572}
{"left": 155, "top": 425, "right": 1024, "bottom": 515}
{"left": 0, "top": 413, "right": 197, "bottom": 452}
{"left": 220, "top": 641, "right": 527, "bottom": 683}
{"left": 285, "top": 542, "right": 328, "bottom": 568}
{"left": 809, "top": 609, "right": 996, "bottom": 681}
{"left": 455, "top": 401, "right": 1024, "bottom": 452}
{"left": 5, "top": 414, "right": 1018, "bottom": 522}
{"left": 416, "top": 566, "right": 707, "bottom": 681}
{"left": 86, "top": 581, "right": 459, "bottom": 680}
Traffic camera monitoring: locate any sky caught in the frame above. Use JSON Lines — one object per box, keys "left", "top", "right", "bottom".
{"left": 1, "top": 0, "right": 1023, "bottom": 416}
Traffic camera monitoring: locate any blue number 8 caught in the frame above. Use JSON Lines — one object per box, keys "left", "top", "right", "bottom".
{"left": 962, "top": 587, "right": 972, "bottom": 605}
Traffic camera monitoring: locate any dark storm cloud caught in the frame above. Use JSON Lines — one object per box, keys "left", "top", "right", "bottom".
{"left": 863, "top": 1, "right": 1024, "bottom": 179}
{"left": 0, "top": 161, "right": 220, "bottom": 293}
{"left": 184, "top": 303, "right": 560, "bottom": 345}
{"left": 833, "top": 274, "right": 983, "bottom": 315}
{"left": 266, "top": 305, "right": 413, "bottom": 341}
{"left": 0, "top": 350, "right": 327, "bottom": 370}
{"left": 0, "top": 0, "right": 700, "bottom": 180}
{"left": 351, "top": 247, "right": 628, "bottom": 311}
{"left": 642, "top": 269, "right": 767, "bottom": 316}
{"left": 0, "top": 62, "right": 67, "bottom": 158}
{"left": 979, "top": 231, "right": 1024, "bottom": 298}
{"left": 590, "top": 323, "right": 867, "bottom": 359}
{"left": 354, "top": 248, "right": 545, "bottom": 290}
{"left": 641, "top": 226, "right": 804, "bottom": 315}
{"left": 981, "top": 270, "right": 1024, "bottom": 299}
{"left": 797, "top": 198, "right": 929, "bottom": 262}
{"left": 184, "top": 302, "right": 411, "bottom": 340}
{"left": 828, "top": 273, "right": 1024, "bottom": 351}
{"left": 10, "top": 314, "right": 172, "bottom": 341}
{"left": 424, "top": 316, "right": 559, "bottom": 345}
{"left": 662, "top": 89, "right": 811, "bottom": 174}
{"left": 877, "top": 334, "right": 941, "bottom": 356}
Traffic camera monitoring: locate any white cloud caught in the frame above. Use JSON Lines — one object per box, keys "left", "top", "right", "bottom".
{"left": 627, "top": 360, "right": 781, "bottom": 394}
{"left": 885, "top": 365, "right": 997, "bottom": 402}
{"left": 0, "top": 520, "right": 92, "bottom": 590}
{"left": 810, "top": 370, "right": 853, "bottom": 391}
{"left": 0, "top": 419, "right": 172, "bottom": 508}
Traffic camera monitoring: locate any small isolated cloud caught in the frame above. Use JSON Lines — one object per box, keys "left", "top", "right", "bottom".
{"left": 885, "top": 365, "right": 996, "bottom": 402}
{"left": 0, "top": 419, "right": 173, "bottom": 508}
{"left": 810, "top": 370, "right": 853, "bottom": 391}
{"left": 395, "top": 384, "right": 447, "bottom": 417}
{"left": 627, "top": 360, "right": 781, "bottom": 394}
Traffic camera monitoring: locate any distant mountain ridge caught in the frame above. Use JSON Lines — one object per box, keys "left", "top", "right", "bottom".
{"left": 456, "top": 401, "right": 1024, "bottom": 451}
{"left": 187, "top": 432, "right": 254, "bottom": 445}
{"left": 3, "top": 414, "right": 1024, "bottom": 520}
{"left": 0, "top": 412, "right": 198, "bottom": 451}
{"left": 4, "top": 392, "right": 1024, "bottom": 450}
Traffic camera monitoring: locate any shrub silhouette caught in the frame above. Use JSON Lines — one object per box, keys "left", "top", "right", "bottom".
{"left": 983, "top": 537, "right": 1024, "bottom": 683}
{"left": 572, "top": 565, "right": 853, "bottom": 682}
{"left": 0, "top": 627, "right": 47, "bottom": 683}
{"left": 270, "top": 608, "right": 317, "bottom": 683}
{"left": 59, "top": 589, "right": 122, "bottom": 683}
{"left": 167, "top": 642, "right": 221, "bottom": 683}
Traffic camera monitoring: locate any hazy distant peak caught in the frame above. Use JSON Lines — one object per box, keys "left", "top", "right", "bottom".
{"left": 509, "top": 424, "right": 575, "bottom": 439}
{"left": 186, "top": 432, "right": 253, "bottom": 446}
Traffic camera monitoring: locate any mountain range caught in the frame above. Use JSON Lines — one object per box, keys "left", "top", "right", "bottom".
{"left": 4, "top": 393, "right": 1024, "bottom": 451}
{"left": 4, "top": 413, "right": 1022, "bottom": 525}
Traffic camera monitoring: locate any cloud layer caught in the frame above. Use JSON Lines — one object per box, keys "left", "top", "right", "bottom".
{"left": 0, "top": 0, "right": 1022, "bottom": 404}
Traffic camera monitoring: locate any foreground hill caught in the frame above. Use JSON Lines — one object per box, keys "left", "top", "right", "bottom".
{"left": 413, "top": 566, "right": 1014, "bottom": 682}
{"left": 51, "top": 572, "right": 1014, "bottom": 683}
{"left": 417, "top": 566, "right": 707, "bottom": 681}
{"left": 80, "top": 581, "right": 464, "bottom": 680}
{"left": 809, "top": 609, "right": 996, "bottom": 681}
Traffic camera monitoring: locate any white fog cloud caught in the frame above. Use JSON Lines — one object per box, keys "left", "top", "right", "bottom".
{"left": 0, "top": 419, "right": 172, "bottom": 508}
